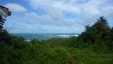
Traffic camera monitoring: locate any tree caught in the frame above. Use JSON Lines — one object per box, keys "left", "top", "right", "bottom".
{"left": 0, "top": 6, "right": 11, "bottom": 42}
{"left": 0, "top": 6, "right": 11, "bottom": 29}
{"left": 0, "top": 16, "right": 6, "bottom": 29}
{"left": 78, "top": 17, "right": 110, "bottom": 44}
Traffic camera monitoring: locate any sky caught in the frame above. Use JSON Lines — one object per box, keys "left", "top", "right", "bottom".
{"left": 0, "top": 0, "right": 113, "bottom": 33}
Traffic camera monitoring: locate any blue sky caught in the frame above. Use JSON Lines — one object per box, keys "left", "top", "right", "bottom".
{"left": 0, "top": 0, "right": 113, "bottom": 33}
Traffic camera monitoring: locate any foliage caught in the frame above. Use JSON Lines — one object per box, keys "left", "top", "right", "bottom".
{"left": 0, "top": 17, "right": 113, "bottom": 64}
{"left": 0, "top": 16, "right": 6, "bottom": 29}
{"left": 77, "top": 17, "right": 113, "bottom": 50}
{"left": 0, "top": 29, "right": 11, "bottom": 42}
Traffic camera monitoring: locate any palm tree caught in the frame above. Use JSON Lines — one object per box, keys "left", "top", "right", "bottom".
{"left": 0, "top": 6, "right": 11, "bottom": 29}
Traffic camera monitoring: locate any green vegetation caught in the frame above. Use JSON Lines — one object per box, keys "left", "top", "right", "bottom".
{"left": 0, "top": 16, "right": 113, "bottom": 64}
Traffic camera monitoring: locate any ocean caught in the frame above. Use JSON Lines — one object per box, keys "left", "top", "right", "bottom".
{"left": 12, "top": 33, "right": 79, "bottom": 41}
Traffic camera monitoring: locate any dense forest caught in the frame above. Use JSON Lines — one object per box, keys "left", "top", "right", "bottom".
{"left": 0, "top": 7, "right": 113, "bottom": 64}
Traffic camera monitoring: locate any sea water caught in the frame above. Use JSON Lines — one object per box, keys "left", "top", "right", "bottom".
{"left": 12, "top": 33, "right": 79, "bottom": 41}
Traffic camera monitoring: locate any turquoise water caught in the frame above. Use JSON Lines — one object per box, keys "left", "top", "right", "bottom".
{"left": 12, "top": 33, "right": 79, "bottom": 40}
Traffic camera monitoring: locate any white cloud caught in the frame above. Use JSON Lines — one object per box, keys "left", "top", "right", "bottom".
{"left": 5, "top": 0, "right": 113, "bottom": 33}
{"left": 4, "top": 11, "right": 85, "bottom": 33}
{"left": 27, "top": 0, "right": 113, "bottom": 23}
{"left": 24, "top": 11, "right": 86, "bottom": 27}
{"left": 5, "top": 14, "right": 84, "bottom": 33}
{"left": 4, "top": 3, "right": 27, "bottom": 12}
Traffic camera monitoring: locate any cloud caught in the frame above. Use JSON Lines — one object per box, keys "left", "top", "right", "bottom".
{"left": 4, "top": 12, "right": 84, "bottom": 33}
{"left": 4, "top": 3, "right": 27, "bottom": 12}
{"left": 27, "top": 0, "right": 113, "bottom": 23}
{"left": 4, "top": 0, "right": 113, "bottom": 33}
{"left": 24, "top": 11, "right": 86, "bottom": 28}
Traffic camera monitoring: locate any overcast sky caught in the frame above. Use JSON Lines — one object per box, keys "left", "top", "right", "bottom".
{"left": 0, "top": 0, "right": 113, "bottom": 33}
